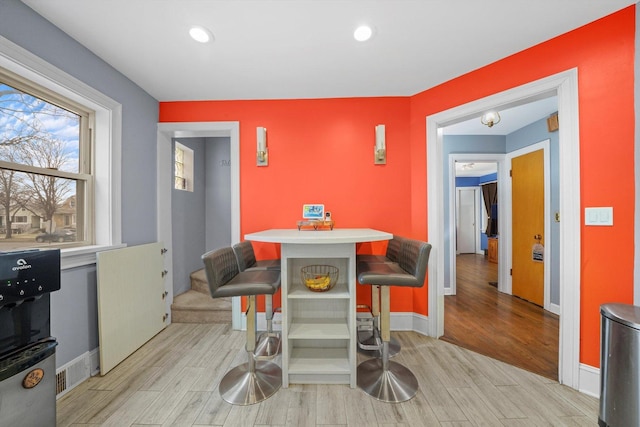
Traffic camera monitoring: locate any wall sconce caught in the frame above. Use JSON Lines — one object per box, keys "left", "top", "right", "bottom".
{"left": 374, "top": 124, "right": 386, "bottom": 164}
{"left": 480, "top": 111, "right": 501, "bottom": 128}
{"left": 256, "top": 126, "right": 268, "bottom": 166}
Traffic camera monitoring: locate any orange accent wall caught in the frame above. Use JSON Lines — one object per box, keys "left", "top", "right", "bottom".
{"left": 160, "top": 7, "right": 636, "bottom": 368}
{"left": 408, "top": 7, "right": 636, "bottom": 367}
{"left": 161, "top": 97, "right": 413, "bottom": 312}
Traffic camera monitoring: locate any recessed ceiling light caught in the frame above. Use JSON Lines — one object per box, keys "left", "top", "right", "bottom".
{"left": 189, "top": 26, "right": 213, "bottom": 43}
{"left": 354, "top": 25, "right": 373, "bottom": 42}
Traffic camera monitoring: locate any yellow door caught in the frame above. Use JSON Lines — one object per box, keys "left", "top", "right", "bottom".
{"left": 512, "top": 149, "right": 544, "bottom": 306}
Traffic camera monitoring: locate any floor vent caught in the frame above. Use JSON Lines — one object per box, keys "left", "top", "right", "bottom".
{"left": 56, "top": 352, "right": 91, "bottom": 398}
{"left": 55, "top": 370, "right": 67, "bottom": 395}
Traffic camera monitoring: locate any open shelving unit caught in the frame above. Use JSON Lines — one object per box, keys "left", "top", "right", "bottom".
{"left": 244, "top": 228, "right": 393, "bottom": 389}
{"left": 281, "top": 248, "right": 356, "bottom": 387}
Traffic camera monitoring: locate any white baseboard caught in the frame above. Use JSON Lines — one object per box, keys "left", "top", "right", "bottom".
{"left": 578, "top": 363, "right": 600, "bottom": 398}
{"left": 90, "top": 347, "right": 100, "bottom": 375}
{"left": 250, "top": 312, "right": 431, "bottom": 336}
{"left": 547, "top": 303, "right": 561, "bottom": 316}
{"left": 250, "top": 312, "right": 283, "bottom": 331}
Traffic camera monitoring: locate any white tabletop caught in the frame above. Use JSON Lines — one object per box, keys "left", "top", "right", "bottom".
{"left": 245, "top": 228, "right": 392, "bottom": 244}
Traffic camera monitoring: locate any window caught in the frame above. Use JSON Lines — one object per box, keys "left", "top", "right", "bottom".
{"left": 174, "top": 141, "right": 193, "bottom": 192}
{"left": 0, "top": 68, "right": 91, "bottom": 250}
{"left": 0, "top": 36, "right": 122, "bottom": 268}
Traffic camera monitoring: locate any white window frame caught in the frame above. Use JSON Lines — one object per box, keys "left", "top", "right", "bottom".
{"left": 0, "top": 36, "right": 123, "bottom": 269}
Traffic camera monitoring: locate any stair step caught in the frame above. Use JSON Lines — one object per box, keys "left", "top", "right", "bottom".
{"left": 190, "top": 269, "right": 210, "bottom": 295}
{"left": 171, "top": 290, "right": 231, "bottom": 324}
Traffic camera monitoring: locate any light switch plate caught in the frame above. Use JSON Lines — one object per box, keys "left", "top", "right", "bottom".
{"left": 585, "top": 207, "right": 613, "bottom": 226}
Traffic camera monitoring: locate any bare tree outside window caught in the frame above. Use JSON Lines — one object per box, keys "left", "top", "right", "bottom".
{"left": 0, "top": 77, "right": 89, "bottom": 249}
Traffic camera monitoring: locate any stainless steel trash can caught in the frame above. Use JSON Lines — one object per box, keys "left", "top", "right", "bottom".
{"left": 599, "top": 303, "right": 640, "bottom": 427}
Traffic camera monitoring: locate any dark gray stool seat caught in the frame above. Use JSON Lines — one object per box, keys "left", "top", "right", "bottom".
{"left": 202, "top": 247, "right": 282, "bottom": 405}
{"left": 233, "top": 241, "right": 281, "bottom": 358}
{"left": 356, "top": 238, "right": 431, "bottom": 403}
{"left": 356, "top": 236, "right": 406, "bottom": 358}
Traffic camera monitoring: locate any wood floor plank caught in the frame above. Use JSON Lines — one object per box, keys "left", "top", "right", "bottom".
{"left": 191, "top": 347, "right": 239, "bottom": 392}
{"left": 316, "top": 384, "right": 348, "bottom": 425}
{"left": 193, "top": 388, "right": 231, "bottom": 425}
{"left": 75, "top": 366, "right": 164, "bottom": 424}
{"left": 444, "top": 254, "right": 559, "bottom": 380}
{"left": 253, "top": 382, "right": 292, "bottom": 425}
{"left": 56, "top": 388, "right": 110, "bottom": 427}
{"left": 224, "top": 401, "right": 261, "bottom": 426}
{"left": 342, "top": 383, "right": 378, "bottom": 427}
{"left": 136, "top": 366, "right": 204, "bottom": 424}
{"left": 546, "top": 383, "right": 599, "bottom": 419}
{"left": 57, "top": 323, "right": 597, "bottom": 427}
{"left": 447, "top": 387, "right": 504, "bottom": 425}
{"left": 161, "top": 391, "right": 209, "bottom": 427}
{"left": 100, "top": 390, "right": 161, "bottom": 427}
{"left": 286, "top": 387, "right": 317, "bottom": 427}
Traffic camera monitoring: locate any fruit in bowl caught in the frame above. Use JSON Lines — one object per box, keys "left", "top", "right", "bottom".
{"left": 305, "top": 275, "right": 331, "bottom": 290}
{"left": 301, "top": 265, "right": 338, "bottom": 292}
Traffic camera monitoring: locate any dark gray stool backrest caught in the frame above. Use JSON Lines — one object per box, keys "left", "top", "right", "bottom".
{"left": 202, "top": 247, "right": 240, "bottom": 296}
{"left": 397, "top": 239, "right": 432, "bottom": 286}
{"left": 233, "top": 241, "right": 257, "bottom": 272}
{"left": 385, "top": 236, "right": 404, "bottom": 262}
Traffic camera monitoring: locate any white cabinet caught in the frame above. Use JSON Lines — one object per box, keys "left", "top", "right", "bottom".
{"left": 282, "top": 247, "right": 355, "bottom": 386}
{"left": 245, "top": 228, "right": 392, "bottom": 388}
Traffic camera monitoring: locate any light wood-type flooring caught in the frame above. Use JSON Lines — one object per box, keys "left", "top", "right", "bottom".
{"left": 57, "top": 323, "right": 596, "bottom": 426}
{"left": 442, "top": 254, "right": 559, "bottom": 380}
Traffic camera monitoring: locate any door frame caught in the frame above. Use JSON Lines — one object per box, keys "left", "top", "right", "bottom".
{"left": 505, "top": 139, "right": 552, "bottom": 312}
{"left": 157, "top": 121, "right": 242, "bottom": 329}
{"left": 427, "top": 69, "right": 581, "bottom": 389}
{"left": 449, "top": 154, "right": 506, "bottom": 296}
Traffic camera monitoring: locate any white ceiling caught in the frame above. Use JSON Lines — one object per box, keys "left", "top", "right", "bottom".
{"left": 444, "top": 96, "right": 558, "bottom": 136}
{"left": 455, "top": 162, "right": 498, "bottom": 178}
{"left": 21, "top": 0, "right": 635, "bottom": 105}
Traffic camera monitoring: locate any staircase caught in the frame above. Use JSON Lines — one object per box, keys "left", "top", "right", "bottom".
{"left": 170, "top": 269, "right": 232, "bottom": 323}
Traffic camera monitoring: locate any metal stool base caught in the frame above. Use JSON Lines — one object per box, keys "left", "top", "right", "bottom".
{"left": 219, "top": 360, "right": 282, "bottom": 405}
{"left": 357, "top": 358, "right": 418, "bottom": 403}
{"left": 357, "top": 330, "right": 400, "bottom": 358}
{"left": 254, "top": 333, "right": 281, "bottom": 358}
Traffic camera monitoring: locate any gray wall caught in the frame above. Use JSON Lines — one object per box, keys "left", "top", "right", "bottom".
{"left": 171, "top": 137, "right": 231, "bottom": 297}
{"left": 0, "top": 0, "right": 159, "bottom": 367}
{"left": 205, "top": 137, "right": 232, "bottom": 252}
{"left": 172, "top": 138, "right": 206, "bottom": 296}
{"left": 506, "top": 116, "right": 560, "bottom": 306}
{"left": 443, "top": 135, "right": 505, "bottom": 288}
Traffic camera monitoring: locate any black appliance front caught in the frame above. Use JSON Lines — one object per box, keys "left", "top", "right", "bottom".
{"left": 0, "top": 249, "right": 60, "bottom": 358}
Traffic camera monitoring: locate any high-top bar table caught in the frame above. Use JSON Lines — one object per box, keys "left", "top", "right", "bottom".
{"left": 245, "top": 228, "right": 392, "bottom": 388}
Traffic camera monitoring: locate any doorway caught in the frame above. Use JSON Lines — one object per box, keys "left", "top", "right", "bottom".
{"left": 455, "top": 187, "right": 479, "bottom": 255}
{"left": 427, "top": 69, "right": 581, "bottom": 389}
{"left": 157, "top": 121, "right": 242, "bottom": 329}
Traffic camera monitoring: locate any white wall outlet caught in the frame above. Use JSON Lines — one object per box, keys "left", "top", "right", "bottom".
{"left": 585, "top": 207, "right": 613, "bottom": 226}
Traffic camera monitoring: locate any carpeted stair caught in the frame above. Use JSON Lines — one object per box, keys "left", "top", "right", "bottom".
{"left": 170, "top": 269, "right": 232, "bottom": 323}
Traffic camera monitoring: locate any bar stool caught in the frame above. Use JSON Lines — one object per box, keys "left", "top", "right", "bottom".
{"left": 202, "top": 247, "right": 282, "bottom": 405}
{"left": 356, "top": 235, "right": 405, "bottom": 358}
{"left": 232, "top": 241, "right": 281, "bottom": 358}
{"left": 356, "top": 238, "right": 431, "bottom": 403}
